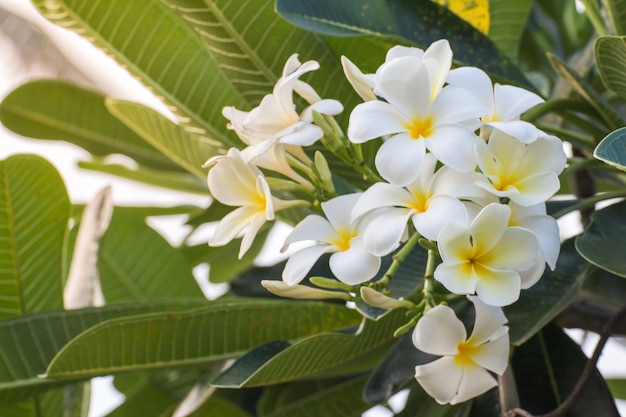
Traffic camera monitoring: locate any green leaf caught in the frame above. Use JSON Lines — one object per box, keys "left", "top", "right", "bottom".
{"left": 275, "top": 0, "right": 533, "bottom": 89}
{"left": 44, "top": 300, "right": 361, "bottom": 379}
{"left": 31, "top": 0, "right": 244, "bottom": 148}
{"left": 547, "top": 53, "right": 625, "bottom": 130}
{"left": 576, "top": 200, "right": 626, "bottom": 277}
{"left": 98, "top": 211, "right": 204, "bottom": 303}
{"left": 188, "top": 394, "right": 252, "bottom": 417}
{"left": 506, "top": 239, "right": 587, "bottom": 345}
{"left": 212, "top": 309, "right": 405, "bottom": 387}
{"left": 0, "top": 300, "right": 209, "bottom": 407}
{"left": 259, "top": 376, "right": 370, "bottom": 417}
{"left": 0, "top": 154, "right": 70, "bottom": 319}
{"left": 79, "top": 160, "right": 208, "bottom": 194}
{"left": 512, "top": 323, "right": 619, "bottom": 416}
{"left": 487, "top": 0, "right": 534, "bottom": 64}
{"left": 606, "top": 378, "right": 626, "bottom": 400}
{"left": 595, "top": 36, "right": 626, "bottom": 99}
{"left": 601, "top": 0, "right": 626, "bottom": 35}
{"left": 106, "top": 100, "right": 216, "bottom": 179}
{"left": 594, "top": 127, "right": 626, "bottom": 171}
{"left": 0, "top": 80, "right": 179, "bottom": 171}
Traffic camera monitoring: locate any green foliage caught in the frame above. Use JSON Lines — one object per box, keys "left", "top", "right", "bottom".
{"left": 1, "top": 0, "right": 626, "bottom": 415}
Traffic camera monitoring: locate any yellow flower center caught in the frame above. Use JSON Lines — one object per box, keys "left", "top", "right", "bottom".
{"left": 329, "top": 228, "right": 356, "bottom": 252}
{"left": 406, "top": 191, "right": 430, "bottom": 213}
{"left": 454, "top": 340, "right": 479, "bottom": 366}
{"left": 405, "top": 117, "right": 434, "bottom": 140}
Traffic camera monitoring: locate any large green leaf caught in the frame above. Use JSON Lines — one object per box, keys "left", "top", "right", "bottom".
{"left": 487, "top": 0, "right": 534, "bottom": 64}
{"left": 258, "top": 376, "right": 370, "bottom": 417}
{"left": 44, "top": 299, "right": 361, "bottom": 379}
{"left": 106, "top": 99, "right": 216, "bottom": 179}
{"left": 594, "top": 127, "right": 626, "bottom": 171}
{"left": 0, "top": 300, "right": 209, "bottom": 407}
{"left": 31, "top": 0, "right": 245, "bottom": 149}
{"left": 505, "top": 239, "right": 587, "bottom": 345}
{"left": 275, "top": 0, "right": 533, "bottom": 89}
{"left": 512, "top": 324, "right": 619, "bottom": 416}
{"left": 595, "top": 36, "right": 626, "bottom": 99}
{"left": 0, "top": 80, "right": 179, "bottom": 171}
{"left": 0, "top": 154, "right": 70, "bottom": 319}
{"left": 211, "top": 309, "right": 405, "bottom": 387}
{"left": 98, "top": 211, "right": 204, "bottom": 303}
{"left": 576, "top": 200, "right": 626, "bottom": 277}
{"left": 547, "top": 53, "right": 625, "bottom": 130}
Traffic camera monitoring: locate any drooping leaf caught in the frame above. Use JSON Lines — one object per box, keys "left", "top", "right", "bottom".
{"left": 211, "top": 309, "right": 405, "bottom": 388}
{"left": 505, "top": 239, "right": 587, "bottom": 345}
{"left": 275, "top": 0, "right": 533, "bottom": 89}
{"left": 512, "top": 323, "right": 619, "bottom": 416}
{"left": 0, "top": 154, "right": 70, "bottom": 319}
{"left": 487, "top": 0, "right": 534, "bottom": 63}
{"left": 547, "top": 53, "right": 625, "bottom": 130}
{"left": 594, "top": 128, "right": 626, "bottom": 171}
{"left": 44, "top": 299, "right": 362, "bottom": 379}
{"left": 106, "top": 99, "right": 216, "bottom": 179}
{"left": 0, "top": 80, "right": 179, "bottom": 171}
{"left": 595, "top": 36, "right": 626, "bottom": 99}
{"left": 576, "top": 200, "right": 626, "bottom": 277}
{"left": 258, "top": 375, "right": 370, "bottom": 417}
{"left": 98, "top": 210, "right": 204, "bottom": 303}
{"left": 0, "top": 300, "right": 209, "bottom": 407}
{"left": 31, "top": 0, "right": 244, "bottom": 149}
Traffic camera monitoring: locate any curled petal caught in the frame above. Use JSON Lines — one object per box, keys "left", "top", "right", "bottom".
{"left": 341, "top": 55, "right": 377, "bottom": 101}
{"left": 520, "top": 214, "right": 560, "bottom": 270}
{"left": 469, "top": 331, "right": 510, "bottom": 375}
{"left": 375, "top": 133, "right": 426, "bottom": 186}
{"left": 451, "top": 363, "right": 498, "bottom": 405}
{"left": 412, "top": 304, "right": 466, "bottom": 355}
{"left": 486, "top": 120, "right": 541, "bottom": 143}
{"left": 329, "top": 239, "right": 380, "bottom": 285}
{"left": 210, "top": 206, "right": 261, "bottom": 248}
{"left": 352, "top": 182, "right": 411, "bottom": 219}
{"left": 282, "top": 245, "right": 334, "bottom": 286}
{"left": 283, "top": 215, "right": 336, "bottom": 249}
{"left": 278, "top": 123, "right": 323, "bottom": 147}
{"left": 322, "top": 193, "right": 361, "bottom": 229}
{"left": 519, "top": 251, "right": 546, "bottom": 289}
{"left": 466, "top": 296, "right": 508, "bottom": 346}
{"left": 415, "top": 356, "right": 462, "bottom": 405}
{"left": 348, "top": 100, "right": 408, "bottom": 144}
{"left": 508, "top": 172, "right": 561, "bottom": 206}
{"left": 493, "top": 84, "right": 543, "bottom": 121}
{"left": 239, "top": 213, "right": 267, "bottom": 258}
{"left": 361, "top": 207, "right": 412, "bottom": 256}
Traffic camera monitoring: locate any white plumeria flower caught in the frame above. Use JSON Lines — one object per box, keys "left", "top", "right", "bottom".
{"left": 222, "top": 54, "right": 342, "bottom": 183}
{"left": 352, "top": 154, "right": 486, "bottom": 255}
{"left": 282, "top": 193, "right": 381, "bottom": 286}
{"left": 207, "top": 148, "right": 294, "bottom": 258}
{"left": 413, "top": 296, "right": 510, "bottom": 405}
{"left": 435, "top": 203, "right": 538, "bottom": 306}
{"left": 447, "top": 66, "right": 544, "bottom": 142}
{"left": 348, "top": 41, "right": 487, "bottom": 185}
{"left": 475, "top": 130, "right": 566, "bottom": 207}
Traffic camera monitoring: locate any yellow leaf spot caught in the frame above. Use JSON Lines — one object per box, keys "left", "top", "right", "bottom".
{"left": 433, "top": 0, "right": 490, "bottom": 34}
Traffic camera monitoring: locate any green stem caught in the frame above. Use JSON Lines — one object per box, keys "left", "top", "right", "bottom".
{"left": 579, "top": 0, "right": 609, "bottom": 36}
{"left": 535, "top": 123, "right": 596, "bottom": 148}
{"left": 522, "top": 99, "right": 596, "bottom": 122}
{"left": 551, "top": 190, "right": 626, "bottom": 219}
{"left": 375, "top": 232, "right": 422, "bottom": 289}
{"left": 422, "top": 249, "right": 438, "bottom": 307}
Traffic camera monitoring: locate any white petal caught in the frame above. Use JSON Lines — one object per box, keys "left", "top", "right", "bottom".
{"left": 341, "top": 56, "right": 377, "bottom": 101}
{"left": 375, "top": 133, "right": 426, "bottom": 186}
{"left": 446, "top": 66, "right": 494, "bottom": 111}
{"left": 470, "top": 332, "right": 510, "bottom": 375}
{"left": 239, "top": 214, "right": 266, "bottom": 258}
{"left": 283, "top": 215, "right": 336, "bottom": 248}
{"left": 434, "top": 262, "right": 478, "bottom": 295}
{"left": 431, "top": 167, "right": 488, "bottom": 199}
{"left": 329, "top": 240, "right": 381, "bottom": 285}
{"left": 474, "top": 266, "right": 521, "bottom": 306}
{"left": 519, "top": 215, "right": 560, "bottom": 269}
{"left": 431, "top": 86, "right": 487, "bottom": 125}
{"left": 210, "top": 206, "right": 259, "bottom": 247}
{"left": 486, "top": 227, "right": 538, "bottom": 271}
{"left": 294, "top": 79, "right": 322, "bottom": 104}
{"left": 425, "top": 125, "right": 477, "bottom": 172}
{"left": 519, "top": 251, "right": 546, "bottom": 289}
{"left": 466, "top": 296, "right": 508, "bottom": 346}
{"left": 415, "top": 357, "right": 462, "bottom": 405}
{"left": 348, "top": 101, "right": 408, "bottom": 144}
{"left": 208, "top": 150, "right": 259, "bottom": 205}
{"left": 508, "top": 172, "right": 560, "bottom": 206}
{"left": 519, "top": 134, "right": 567, "bottom": 175}
{"left": 322, "top": 193, "right": 361, "bottom": 229}
{"left": 376, "top": 58, "right": 431, "bottom": 116}
{"left": 486, "top": 120, "right": 540, "bottom": 143}
{"left": 361, "top": 207, "right": 411, "bottom": 256}
{"left": 422, "top": 39, "right": 453, "bottom": 98}
{"left": 386, "top": 45, "right": 424, "bottom": 61}
{"left": 493, "top": 84, "right": 543, "bottom": 121}
{"left": 413, "top": 304, "right": 466, "bottom": 355}
{"left": 352, "top": 182, "right": 412, "bottom": 219}
{"left": 306, "top": 99, "right": 344, "bottom": 117}
{"left": 437, "top": 220, "right": 473, "bottom": 263}
{"left": 451, "top": 363, "right": 498, "bottom": 405}
{"left": 278, "top": 124, "right": 323, "bottom": 147}
{"left": 413, "top": 195, "right": 467, "bottom": 241}
{"left": 282, "top": 245, "right": 334, "bottom": 285}
{"left": 470, "top": 204, "right": 510, "bottom": 256}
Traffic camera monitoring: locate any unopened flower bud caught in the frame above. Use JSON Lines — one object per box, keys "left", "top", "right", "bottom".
{"left": 261, "top": 280, "right": 351, "bottom": 301}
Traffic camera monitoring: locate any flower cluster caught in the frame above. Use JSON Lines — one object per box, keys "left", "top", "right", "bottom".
{"left": 205, "top": 41, "right": 566, "bottom": 405}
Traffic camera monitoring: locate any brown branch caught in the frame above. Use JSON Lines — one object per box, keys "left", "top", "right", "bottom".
{"left": 555, "top": 300, "right": 626, "bottom": 335}
{"left": 504, "top": 305, "right": 626, "bottom": 417}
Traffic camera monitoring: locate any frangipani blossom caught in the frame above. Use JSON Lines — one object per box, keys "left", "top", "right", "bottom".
{"left": 435, "top": 203, "right": 538, "bottom": 306}
{"left": 413, "top": 296, "right": 509, "bottom": 404}
{"left": 475, "top": 130, "right": 567, "bottom": 206}
{"left": 447, "top": 66, "right": 544, "bottom": 142}
{"left": 207, "top": 148, "right": 294, "bottom": 258}
{"left": 348, "top": 41, "right": 486, "bottom": 185}
{"left": 222, "top": 54, "right": 342, "bottom": 183}
{"left": 282, "top": 193, "right": 380, "bottom": 286}
{"left": 352, "top": 154, "right": 486, "bottom": 255}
